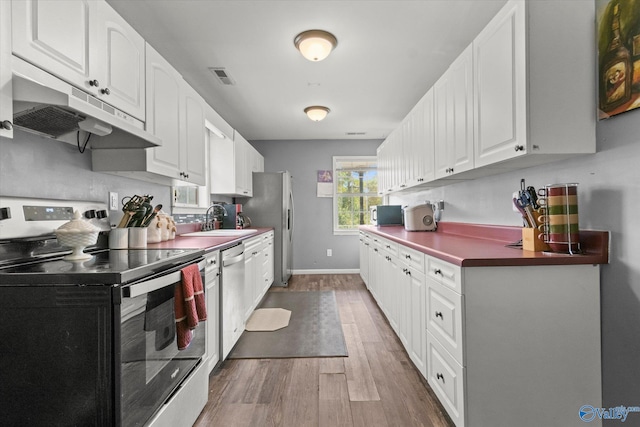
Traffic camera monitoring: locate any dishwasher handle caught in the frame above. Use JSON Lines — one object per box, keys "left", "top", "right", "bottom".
{"left": 223, "top": 252, "right": 245, "bottom": 267}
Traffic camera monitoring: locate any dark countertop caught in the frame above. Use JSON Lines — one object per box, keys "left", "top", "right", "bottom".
{"left": 360, "top": 223, "right": 609, "bottom": 267}
{"left": 147, "top": 226, "right": 274, "bottom": 253}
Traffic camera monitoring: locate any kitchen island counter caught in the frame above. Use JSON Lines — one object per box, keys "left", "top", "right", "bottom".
{"left": 360, "top": 223, "right": 609, "bottom": 267}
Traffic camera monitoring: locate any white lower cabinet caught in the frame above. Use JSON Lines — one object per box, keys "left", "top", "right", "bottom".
{"left": 360, "top": 231, "right": 602, "bottom": 427}
{"left": 204, "top": 250, "right": 220, "bottom": 374}
{"left": 426, "top": 330, "right": 465, "bottom": 426}
{"left": 243, "top": 232, "right": 274, "bottom": 322}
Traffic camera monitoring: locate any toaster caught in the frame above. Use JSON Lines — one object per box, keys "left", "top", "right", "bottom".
{"left": 404, "top": 204, "right": 437, "bottom": 231}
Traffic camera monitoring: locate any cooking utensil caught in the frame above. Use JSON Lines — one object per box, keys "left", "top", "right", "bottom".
{"left": 141, "top": 204, "right": 163, "bottom": 227}
{"left": 513, "top": 198, "right": 532, "bottom": 227}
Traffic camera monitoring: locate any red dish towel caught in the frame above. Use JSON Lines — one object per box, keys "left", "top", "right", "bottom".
{"left": 175, "top": 264, "right": 207, "bottom": 350}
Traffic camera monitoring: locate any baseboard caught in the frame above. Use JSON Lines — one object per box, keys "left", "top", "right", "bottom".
{"left": 292, "top": 269, "right": 360, "bottom": 275}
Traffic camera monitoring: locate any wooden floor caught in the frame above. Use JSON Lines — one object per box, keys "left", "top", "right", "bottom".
{"left": 194, "top": 274, "right": 454, "bottom": 427}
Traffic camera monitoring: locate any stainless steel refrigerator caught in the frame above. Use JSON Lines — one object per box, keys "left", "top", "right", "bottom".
{"left": 237, "top": 171, "right": 293, "bottom": 287}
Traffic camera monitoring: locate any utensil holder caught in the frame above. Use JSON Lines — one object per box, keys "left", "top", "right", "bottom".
{"left": 129, "top": 227, "right": 147, "bottom": 249}
{"left": 522, "top": 228, "right": 549, "bottom": 252}
{"left": 108, "top": 228, "right": 129, "bottom": 249}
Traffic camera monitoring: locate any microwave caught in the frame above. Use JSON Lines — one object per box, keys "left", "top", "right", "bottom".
{"left": 370, "top": 205, "right": 403, "bottom": 226}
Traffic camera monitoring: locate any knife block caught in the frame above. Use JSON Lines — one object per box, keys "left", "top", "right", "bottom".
{"left": 522, "top": 228, "right": 550, "bottom": 252}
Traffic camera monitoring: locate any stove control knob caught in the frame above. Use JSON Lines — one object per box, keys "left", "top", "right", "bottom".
{"left": 96, "top": 210, "right": 108, "bottom": 219}
{"left": 84, "top": 209, "right": 97, "bottom": 219}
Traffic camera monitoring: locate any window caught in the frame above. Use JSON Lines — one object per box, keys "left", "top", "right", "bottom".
{"left": 333, "top": 156, "right": 381, "bottom": 234}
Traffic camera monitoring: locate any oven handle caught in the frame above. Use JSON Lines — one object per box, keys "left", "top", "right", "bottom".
{"left": 124, "top": 260, "right": 205, "bottom": 298}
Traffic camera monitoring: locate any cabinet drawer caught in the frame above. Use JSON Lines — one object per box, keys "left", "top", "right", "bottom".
{"left": 427, "top": 331, "right": 465, "bottom": 427}
{"left": 427, "top": 279, "right": 464, "bottom": 365}
{"left": 427, "top": 255, "right": 462, "bottom": 293}
{"left": 399, "top": 245, "right": 425, "bottom": 273}
{"left": 380, "top": 237, "right": 398, "bottom": 258}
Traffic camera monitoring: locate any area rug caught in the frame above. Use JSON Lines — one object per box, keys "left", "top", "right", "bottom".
{"left": 228, "top": 290, "right": 348, "bottom": 359}
{"left": 245, "top": 308, "right": 291, "bottom": 331}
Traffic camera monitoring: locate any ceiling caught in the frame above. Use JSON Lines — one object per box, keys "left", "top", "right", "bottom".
{"left": 107, "top": 0, "right": 507, "bottom": 142}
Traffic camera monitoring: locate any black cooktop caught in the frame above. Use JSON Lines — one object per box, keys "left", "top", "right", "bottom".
{"left": 0, "top": 248, "right": 204, "bottom": 285}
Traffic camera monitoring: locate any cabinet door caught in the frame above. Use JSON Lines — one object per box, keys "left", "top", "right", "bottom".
{"left": 434, "top": 71, "right": 453, "bottom": 178}
{"left": 398, "top": 266, "right": 411, "bottom": 349}
{"left": 262, "top": 236, "right": 274, "bottom": 292}
{"left": 93, "top": 1, "right": 146, "bottom": 120}
{"left": 1, "top": 0, "right": 13, "bottom": 138}
{"left": 145, "top": 43, "right": 182, "bottom": 178}
{"left": 410, "top": 91, "right": 435, "bottom": 185}
{"left": 376, "top": 141, "right": 389, "bottom": 195}
{"left": 209, "top": 132, "right": 236, "bottom": 194}
{"left": 12, "top": 0, "right": 94, "bottom": 92}
{"left": 206, "top": 275, "right": 220, "bottom": 373}
{"left": 181, "top": 83, "right": 207, "bottom": 185}
{"left": 234, "top": 133, "right": 251, "bottom": 196}
{"left": 409, "top": 268, "right": 427, "bottom": 377}
{"left": 450, "top": 45, "right": 474, "bottom": 174}
{"left": 243, "top": 251, "right": 257, "bottom": 321}
{"left": 473, "top": 0, "right": 527, "bottom": 167}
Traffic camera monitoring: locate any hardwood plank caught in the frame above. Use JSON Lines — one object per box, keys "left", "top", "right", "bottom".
{"left": 350, "top": 401, "right": 390, "bottom": 427}
{"left": 319, "top": 373, "right": 354, "bottom": 427}
{"left": 349, "top": 299, "right": 383, "bottom": 343}
{"left": 342, "top": 323, "right": 381, "bottom": 401}
{"left": 319, "top": 357, "right": 346, "bottom": 374}
{"left": 280, "top": 358, "right": 320, "bottom": 427}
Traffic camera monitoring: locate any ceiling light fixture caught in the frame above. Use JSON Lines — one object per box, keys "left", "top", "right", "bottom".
{"left": 294, "top": 30, "right": 337, "bottom": 61}
{"left": 304, "top": 106, "right": 330, "bottom": 121}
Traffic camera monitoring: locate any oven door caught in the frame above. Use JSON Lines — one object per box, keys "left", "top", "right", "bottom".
{"left": 119, "top": 259, "right": 205, "bottom": 427}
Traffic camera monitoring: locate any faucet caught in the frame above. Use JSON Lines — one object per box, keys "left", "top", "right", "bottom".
{"left": 202, "top": 203, "right": 228, "bottom": 231}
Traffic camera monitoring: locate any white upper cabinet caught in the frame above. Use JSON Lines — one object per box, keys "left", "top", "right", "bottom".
{"left": 379, "top": 0, "right": 595, "bottom": 192}
{"left": 1, "top": 0, "right": 13, "bottom": 138}
{"left": 473, "top": 0, "right": 595, "bottom": 168}
{"left": 473, "top": 0, "right": 527, "bottom": 167}
{"left": 144, "top": 43, "right": 183, "bottom": 179}
{"left": 210, "top": 129, "right": 263, "bottom": 197}
{"left": 12, "top": 0, "right": 146, "bottom": 121}
{"left": 180, "top": 82, "right": 207, "bottom": 185}
{"left": 435, "top": 45, "right": 474, "bottom": 179}
{"left": 92, "top": 1, "right": 146, "bottom": 120}
{"left": 92, "top": 43, "right": 206, "bottom": 186}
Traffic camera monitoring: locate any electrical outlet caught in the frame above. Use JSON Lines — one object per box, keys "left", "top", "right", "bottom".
{"left": 327, "top": 249, "right": 332, "bottom": 257}
{"left": 109, "top": 192, "right": 119, "bottom": 210}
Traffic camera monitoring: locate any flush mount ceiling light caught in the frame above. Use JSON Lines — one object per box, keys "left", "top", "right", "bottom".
{"left": 304, "top": 106, "right": 330, "bottom": 121}
{"left": 294, "top": 30, "right": 337, "bottom": 61}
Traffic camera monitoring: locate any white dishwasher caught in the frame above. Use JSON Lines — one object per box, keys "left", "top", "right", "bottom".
{"left": 221, "top": 243, "right": 245, "bottom": 360}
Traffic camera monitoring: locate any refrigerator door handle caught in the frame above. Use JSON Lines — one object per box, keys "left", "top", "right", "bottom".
{"left": 289, "top": 191, "right": 294, "bottom": 237}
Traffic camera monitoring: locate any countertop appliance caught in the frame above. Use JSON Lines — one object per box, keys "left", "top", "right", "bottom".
{"left": 221, "top": 243, "right": 245, "bottom": 359}
{"left": 404, "top": 204, "right": 437, "bottom": 231}
{"left": 0, "top": 196, "right": 206, "bottom": 427}
{"left": 370, "top": 205, "right": 403, "bottom": 226}
{"left": 237, "top": 171, "right": 293, "bottom": 287}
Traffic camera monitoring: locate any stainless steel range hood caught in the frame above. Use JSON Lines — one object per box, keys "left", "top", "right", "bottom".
{"left": 11, "top": 56, "right": 161, "bottom": 149}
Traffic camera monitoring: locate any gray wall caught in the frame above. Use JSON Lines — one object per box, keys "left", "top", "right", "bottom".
{"left": 0, "top": 130, "right": 172, "bottom": 224}
{"left": 388, "top": 110, "right": 640, "bottom": 421}
{"left": 250, "top": 139, "right": 380, "bottom": 272}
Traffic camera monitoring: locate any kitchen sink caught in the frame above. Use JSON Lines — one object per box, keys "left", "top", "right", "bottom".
{"left": 181, "top": 229, "right": 258, "bottom": 237}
